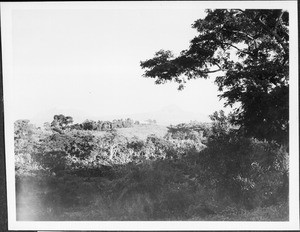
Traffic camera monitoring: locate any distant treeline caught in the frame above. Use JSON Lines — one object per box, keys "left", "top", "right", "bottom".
{"left": 45, "top": 114, "right": 157, "bottom": 133}
{"left": 71, "top": 118, "right": 140, "bottom": 131}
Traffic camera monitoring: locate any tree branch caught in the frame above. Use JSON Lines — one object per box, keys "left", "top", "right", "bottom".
{"left": 221, "top": 28, "right": 258, "bottom": 50}
{"left": 222, "top": 28, "right": 255, "bottom": 41}
{"left": 240, "top": 9, "right": 289, "bottom": 55}
{"left": 213, "top": 62, "right": 224, "bottom": 71}
{"left": 197, "top": 68, "right": 222, "bottom": 74}
{"left": 275, "top": 11, "right": 284, "bottom": 32}
{"left": 257, "top": 17, "right": 289, "bottom": 54}
{"left": 222, "top": 42, "right": 253, "bottom": 56}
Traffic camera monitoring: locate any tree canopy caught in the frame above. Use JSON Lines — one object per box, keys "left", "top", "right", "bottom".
{"left": 140, "top": 9, "right": 289, "bottom": 145}
{"left": 51, "top": 114, "right": 74, "bottom": 133}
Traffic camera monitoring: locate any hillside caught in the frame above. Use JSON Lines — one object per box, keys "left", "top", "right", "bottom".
{"left": 116, "top": 124, "right": 168, "bottom": 140}
{"left": 85, "top": 124, "right": 168, "bottom": 140}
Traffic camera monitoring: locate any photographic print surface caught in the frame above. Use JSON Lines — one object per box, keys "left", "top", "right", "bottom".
{"left": 2, "top": 1, "right": 299, "bottom": 231}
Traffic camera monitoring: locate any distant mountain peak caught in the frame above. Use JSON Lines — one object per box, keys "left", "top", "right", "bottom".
{"left": 160, "top": 104, "right": 184, "bottom": 113}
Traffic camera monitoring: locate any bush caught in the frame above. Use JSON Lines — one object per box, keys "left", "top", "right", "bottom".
{"left": 14, "top": 113, "right": 289, "bottom": 221}
{"left": 14, "top": 120, "right": 40, "bottom": 156}
{"left": 106, "top": 159, "right": 206, "bottom": 220}
{"left": 28, "top": 131, "right": 97, "bottom": 174}
{"left": 15, "top": 153, "right": 43, "bottom": 176}
{"left": 193, "top": 111, "right": 289, "bottom": 210}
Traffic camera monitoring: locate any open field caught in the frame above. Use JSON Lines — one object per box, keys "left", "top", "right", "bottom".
{"left": 116, "top": 124, "right": 168, "bottom": 140}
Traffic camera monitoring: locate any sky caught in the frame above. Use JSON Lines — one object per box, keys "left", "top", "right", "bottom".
{"left": 6, "top": 2, "right": 229, "bottom": 125}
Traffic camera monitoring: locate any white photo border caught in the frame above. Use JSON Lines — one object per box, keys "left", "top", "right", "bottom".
{"left": 1, "top": 1, "right": 299, "bottom": 231}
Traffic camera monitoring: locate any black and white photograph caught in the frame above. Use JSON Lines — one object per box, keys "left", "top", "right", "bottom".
{"left": 1, "top": 1, "right": 299, "bottom": 231}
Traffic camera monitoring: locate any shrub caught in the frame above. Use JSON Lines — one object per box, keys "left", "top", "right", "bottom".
{"left": 33, "top": 151, "right": 70, "bottom": 174}
{"left": 31, "top": 130, "right": 97, "bottom": 174}
{"left": 14, "top": 120, "right": 39, "bottom": 155}
{"left": 191, "top": 111, "right": 289, "bottom": 209}
{"left": 15, "top": 153, "right": 43, "bottom": 176}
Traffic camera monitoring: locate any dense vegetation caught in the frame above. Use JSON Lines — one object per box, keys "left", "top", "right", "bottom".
{"left": 15, "top": 111, "right": 288, "bottom": 221}
{"left": 48, "top": 114, "right": 140, "bottom": 133}
{"left": 15, "top": 9, "right": 289, "bottom": 221}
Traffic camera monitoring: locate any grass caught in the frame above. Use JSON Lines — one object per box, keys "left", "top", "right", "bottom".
{"left": 14, "top": 123, "right": 289, "bottom": 222}
{"left": 196, "top": 203, "right": 289, "bottom": 221}
{"left": 83, "top": 124, "right": 168, "bottom": 141}
{"left": 116, "top": 124, "right": 168, "bottom": 140}
{"left": 15, "top": 161, "right": 289, "bottom": 221}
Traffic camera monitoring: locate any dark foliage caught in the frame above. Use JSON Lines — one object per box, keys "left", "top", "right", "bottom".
{"left": 141, "top": 9, "right": 289, "bottom": 145}
{"left": 194, "top": 111, "right": 288, "bottom": 209}
{"left": 69, "top": 118, "right": 138, "bottom": 131}
{"left": 51, "top": 114, "right": 74, "bottom": 133}
{"left": 14, "top": 112, "right": 288, "bottom": 220}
